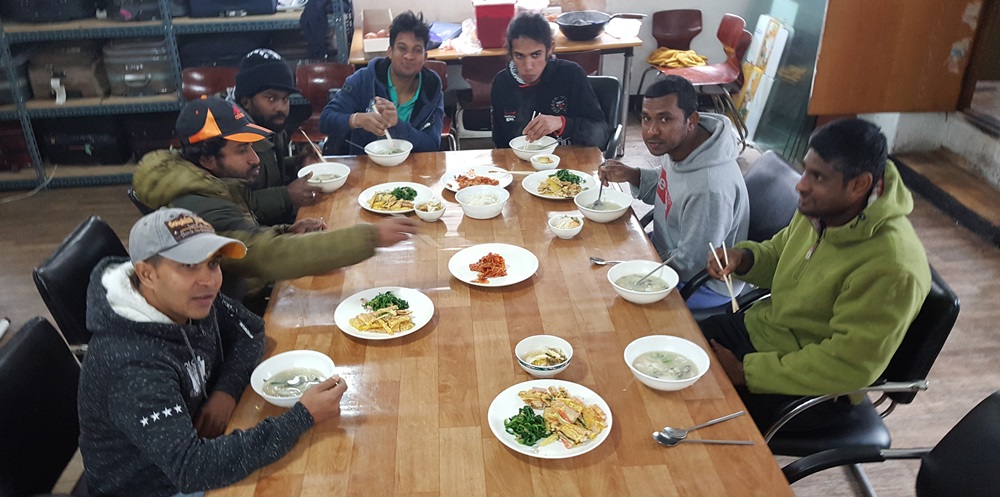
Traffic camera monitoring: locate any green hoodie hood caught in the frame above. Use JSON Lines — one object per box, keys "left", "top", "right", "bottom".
{"left": 133, "top": 150, "right": 246, "bottom": 211}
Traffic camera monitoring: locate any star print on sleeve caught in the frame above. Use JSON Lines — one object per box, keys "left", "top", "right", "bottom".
{"left": 139, "top": 404, "right": 186, "bottom": 428}
{"left": 173, "top": 404, "right": 182, "bottom": 414}
{"left": 140, "top": 417, "right": 149, "bottom": 427}
{"left": 151, "top": 412, "right": 160, "bottom": 422}
{"left": 162, "top": 408, "right": 173, "bottom": 417}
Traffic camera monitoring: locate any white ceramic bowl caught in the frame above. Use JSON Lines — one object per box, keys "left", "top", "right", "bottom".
{"left": 365, "top": 139, "right": 413, "bottom": 167}
{"left": 509, "top": 135, "right": 558, "bottom": 160}
{"left": 514, "top": 335, "right": 573, "bottom": 378}
{"left": 623, "top": 335, "right": 710, "bottom": 391}
{"left": 574, "top": 188, "right": 632, "bottom": 223}
{"left": 454, "top": 185, "right": 509, "bottom": 220}
{"left": 606, "top": 260, "right": 679, "bottom": 305}
{"left": 298, "top": 162, "right": 350, "bottom": 193}
{"left": 529, "top": 153, "right": 560, "bottom": 171}
{"left": 548, "top": 214, "right": 584, "bottom": 239}
{"left": 250, "top": 350, "right": 336, "bottom": 408}
{"left": 414, "top": 199, "right": 446, "bottom": 222}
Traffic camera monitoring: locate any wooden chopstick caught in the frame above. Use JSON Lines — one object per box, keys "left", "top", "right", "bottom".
{"left": 299, "top": 129, "right": 327, "bottom": 162}
{"left": 709, "top": 243, "right": 740, "bottom": 312}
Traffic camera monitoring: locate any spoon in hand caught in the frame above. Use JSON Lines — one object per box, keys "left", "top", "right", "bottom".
{"left": 652, "top": 431, "right": 754, "bottom": 447}
{"left": 589, "top": 256, "right": 624, "bottom": 266}
{"left": 592, "top": 162, "right": 606, "bottom": 209}
{"left": 660, "top": 411, "right": 745, "bottom": 440}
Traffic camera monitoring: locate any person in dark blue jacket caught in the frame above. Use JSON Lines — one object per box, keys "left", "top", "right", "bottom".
{"left": 320, "top": 11, "right": 444, "bottom": 154}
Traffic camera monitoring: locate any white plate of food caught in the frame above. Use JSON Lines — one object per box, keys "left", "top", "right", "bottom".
{"left": 487, "top": 379, "right": 613, "bottom": 460}
{"left": 442, "top": 167, "right": 514, "bottom": 193}
{"left": 447, "top": 243, "right": 539, "bottom": 287}
{"left": 357, "top": 182, "right": 434, "bottom": 214}
{"left": 333, "top": 286, "right": 434, "bottom": 340}
{"left": 521, "top": 169, "right": 597, "bottom": 200}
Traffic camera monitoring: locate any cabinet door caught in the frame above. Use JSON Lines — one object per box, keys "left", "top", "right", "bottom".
{"left": 808, "top": 0, "right": 981, "bottom": 115}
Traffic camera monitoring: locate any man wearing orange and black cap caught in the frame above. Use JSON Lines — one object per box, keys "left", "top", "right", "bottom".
{"left": 133, "top": 97, "right": 417, "bottom": 313}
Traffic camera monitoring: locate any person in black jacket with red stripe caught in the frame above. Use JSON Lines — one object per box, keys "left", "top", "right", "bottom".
{"left": 490, "top": 12, "right": 609, "bottom": 150}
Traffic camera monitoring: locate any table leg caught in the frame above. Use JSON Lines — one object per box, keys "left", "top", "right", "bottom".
{"left": 618, "top": 48, "right": 634, "bottom": 158}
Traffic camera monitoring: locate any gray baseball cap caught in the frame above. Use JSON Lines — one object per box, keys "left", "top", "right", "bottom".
{"left": 129, "top": 208, "right": 247, "bottom": 264}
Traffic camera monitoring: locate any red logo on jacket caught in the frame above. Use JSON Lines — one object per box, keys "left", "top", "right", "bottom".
{"left": 657, "top": 168, "right": 672, "bottom": 218}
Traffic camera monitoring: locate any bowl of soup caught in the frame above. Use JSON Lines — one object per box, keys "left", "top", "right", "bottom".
{"left": 364, "top": 139, "right": 413, "bottom": 167}
{"left": 298, "top": 162, "right": 350, "bottom": 193}
{"left": 624, "top": 335, "right": 710, "bottom": 391}
{"left": 251, "top": 350, "right": 336, "bottom": 408}
{"left": 606, "top": 259, "right": 679, "bottom": 304}
{"left": 510, "top": 135, "right": 558, "bottom": 160}
{"left": 574, "top": 188, "right": 632, "bottom": 223}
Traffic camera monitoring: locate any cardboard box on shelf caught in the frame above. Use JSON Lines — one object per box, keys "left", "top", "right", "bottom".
{"left": 362, "top": 9, "right": 393, "bottom": 53}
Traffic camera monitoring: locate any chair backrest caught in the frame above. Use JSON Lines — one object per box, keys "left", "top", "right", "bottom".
{"left": 127, "top": 186, "right": 154, "bottom": 215}
{"left": 460, "top": 55, "right": 507, "bottom": 109}
{"left": 652, "top": 9, "right": 703, "bottom": 50}
{"left": 717, "top": 14, "right": 748, "bottom": 72}
{"left": 181, "top": 66, "right": 238, "bottom": 101}
{"left": 742, "top": 150, "right": 801, "bottom": 242}
{"left": 879, "top": 266, "right": 960, "bottom": 404}
{"left": 916, "top": 391, "right": 1000, "bottom": 497}
{"left": 587, "top": 75, "right": 621, "bottom": 155}
{"left": 0, "top": 317, "right": 81, "bottom": 497}
{"left": 33, "top": 216, "right": 127, "bottom": 346}
{"left": 424, "top": 60, "right": 448, "bottom": 91}
{"left": 557, "top": 50, "right": 601, "bottom": 75}
{"left": 295, "top": 63, "right": 356, "bottom": 113}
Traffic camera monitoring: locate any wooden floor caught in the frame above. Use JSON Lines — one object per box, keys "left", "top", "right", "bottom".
{"left": 1, "top": 129, "right": 999, "bottom": 496}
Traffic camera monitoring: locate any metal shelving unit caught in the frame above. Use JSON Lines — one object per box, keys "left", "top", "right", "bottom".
{"left": 0, "top": 0, "right": 345, "bottom": 191}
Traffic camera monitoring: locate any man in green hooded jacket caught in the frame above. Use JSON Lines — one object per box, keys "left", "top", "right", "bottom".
{"left": 701, "top": 118, "right": 930, "bottom": 431}
{"left": 133, "top": 97, "right": 417, "bottom": 313}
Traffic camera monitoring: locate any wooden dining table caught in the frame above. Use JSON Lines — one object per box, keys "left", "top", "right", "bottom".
{"left": 208, "top": 147, "right": 794, "bottom": 497}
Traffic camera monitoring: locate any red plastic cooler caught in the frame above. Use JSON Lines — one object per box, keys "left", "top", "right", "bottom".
{"left": 474, "top": 0, "right": 515, "bottom": 49}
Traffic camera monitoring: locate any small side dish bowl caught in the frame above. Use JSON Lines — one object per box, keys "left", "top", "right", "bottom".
{"left": 574, "top": 188, "right": 632, "bottom": 223}
{"left": 623, "top": 335, "right": 710, "bottom": 391}
{"left": 606, "top": 259, "right": 679, "bottom": 304}
{"left": 365, "top": 139, "right": 413, "bottom": 167}
{"left": 454, "top": 184, "right": 510, "bottom": 220}
{"left": 529, "top": 153, "right": 560, "bottom": 171}
{"left": 414, "top": 198, "right": 446, "bottom": 222}
{"left": 510, "top": 135, "right": 558, "bottom": 160}
{"left": 251, "top": 350, "right": 336, "bottom": 408}
{"left": 514, "top": 335, "right": 573, "bottom": 378}
{"left": 548, "top": 214, "right": 584, "bottom": 239}
{"left": 298, "top": 162, "right": 350, "bottom": 193}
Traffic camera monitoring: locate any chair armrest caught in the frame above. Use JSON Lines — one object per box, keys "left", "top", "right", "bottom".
{"left": 782, "top": 446, "right": 889, "bottom": 483}
{"left": 604, "top": 124, "right": 624, "bottom": 160}
{"left": 764, "top": 381, "right": 928, "bottom": 442}
{"left": 679, "top": 269, "right": 712, "bottom": 301}
{"left": 677, "top": 270, "right": 770, "bottom": 312}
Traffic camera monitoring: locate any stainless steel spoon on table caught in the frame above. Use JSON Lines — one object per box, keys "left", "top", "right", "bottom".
{"left": 652, "top": 431, "right": 754, "bottom": 447}
{"left": 661, "top": 410, "right": 745, "bottom": 440}
{"left": 589, "top": 256, "right": 624, "bottom": 266}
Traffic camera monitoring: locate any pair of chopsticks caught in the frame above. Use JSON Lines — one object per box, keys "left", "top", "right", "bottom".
{"left": 299, "top": 129, "right": 327, "bottom": 163}
{"left": 708, "top": 243, "right": 740, "bottom": 312}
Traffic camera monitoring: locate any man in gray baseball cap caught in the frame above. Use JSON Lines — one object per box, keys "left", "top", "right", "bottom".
{"left": 79, "top": 207, "right": 348, "bottom": 497}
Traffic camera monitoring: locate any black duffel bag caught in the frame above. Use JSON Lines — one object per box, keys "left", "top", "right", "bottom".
{"left": 189, "top": 0, "right": 277, "bottom": 18}
{"left": 10, "top": 0, "right": 96, "bottom": 23}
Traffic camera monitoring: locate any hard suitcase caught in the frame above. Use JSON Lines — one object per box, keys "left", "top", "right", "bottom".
{"left": 103, "top": 38, "right": 176, "bottom": 97}
{"left": 178, "top": 32, "right": 271, "bottom": 67}
{"left": 0, "top": 122, "right": 33, "bottom": 172}
{"left": 10, "top": 0, "right": 96, "bottom": 23}
{"left": 189, "top": 0, "right": 277, "bottom": 18}
{"left": 0, "top": 50, "right": 33, "bottom": 105}
{"left": 109, "top": 0, "right": 188, "bottom": 21}
{"left": 28, "top": 42, "right": 110, "bottom": 101}
{"left": 121, "top": 113, "right": 178, "bottom": 159}
{"left": 40, "top": 117, "right": 131, "bottom": 165}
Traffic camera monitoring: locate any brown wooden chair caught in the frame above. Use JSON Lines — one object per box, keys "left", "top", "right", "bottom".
{"left": 636, "top": 9, "right": 704, "bottom": 97}
{"left": 557, "top": 49, "right": 601, "bottom": 75}
{"left": 424, "top": 60, "right": 458, "bottom": 150}
{"left": 180, "top": 66, "right": 238, "bottom": 101}
{"left": 293, "top": 63, "right": 355, "bottom": 143}
{"left": 457, "top": 55, "right": 507, "bottom": 136}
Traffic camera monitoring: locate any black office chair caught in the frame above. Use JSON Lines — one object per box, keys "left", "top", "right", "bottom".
{"left": 0, "top": 317, "right": 85, "bottom": 497}
{"left": 127, "top": 186, "right": 154, "bottom": 215}
{"left": 587, "top": 75, "right": 622, "bottom": 160}
{"left": 783, "top": 391, "right": 1000, "bottom": 497}
{"left": 763, "top": 266, "right": 960, "bottom": 496}
{"left": 33, "top": 216, "right": 128, "bottom": 354}
{"left": 672, "top": 151, "right": 802, "bottom": 318}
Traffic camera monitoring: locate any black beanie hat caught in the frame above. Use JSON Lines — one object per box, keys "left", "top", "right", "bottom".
{"left": 234, "top": 49, "right": 297, "bottom": 100}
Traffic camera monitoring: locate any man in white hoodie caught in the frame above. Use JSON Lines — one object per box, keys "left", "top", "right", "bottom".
{"left": 79, "top": 208, "right": 348, "bottom": 497}
{"left": 600, "top": 75, "right": 749, "bottom": 308}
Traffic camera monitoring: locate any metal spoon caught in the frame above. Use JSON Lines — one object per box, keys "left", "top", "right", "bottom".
{"left": 652, "top": 431, "right": 755, "bottom": 447}
{"left": 589, "top": 256, "right": 624, "bottom": 266}
{"left": 591, "top": 162, "right": 606, "bottom": 209}
{"left": 661, "top": 411, "right": 745, "bottom": 440}
{"left": 633, "top": 254, "right": 678, "bottom": 286}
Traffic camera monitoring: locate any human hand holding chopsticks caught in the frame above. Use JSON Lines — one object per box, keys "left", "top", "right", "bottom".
{"left": 706, "top": 245, "right": 750, "bottom": 280}
{"left": 372, "top": 97, "right": 399, "bottom": 128}
{"left": 597, "top": 160, "right": 640, "bottom": 187}
{"left": 708, "top": 243, "right": 740, "bottom": 312}
{"left": 522, "top": 113, "right": 563, "bottom": 142}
